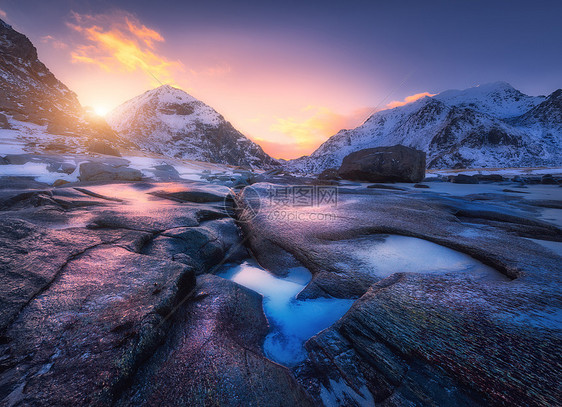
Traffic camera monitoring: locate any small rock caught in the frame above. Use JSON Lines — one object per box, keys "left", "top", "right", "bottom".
{"left": 414, "top": 183, "right": 430, "bottom": 188}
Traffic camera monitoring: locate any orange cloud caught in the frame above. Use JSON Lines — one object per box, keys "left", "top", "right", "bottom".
{"left": 67, "top": 12, "right": 183, "bottom": 85}
{"left": 386, "top": 92, "right": 435, "bottom": 109}
{"left": 0, "top": 9, "right": 6, "bottom": 19}
{"left": 264, "top": 105, "right": 374, "bottom": 159}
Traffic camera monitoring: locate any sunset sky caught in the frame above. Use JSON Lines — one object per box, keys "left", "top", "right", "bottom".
{"left": 1, "top": 0, "right": 561, "bottom": 159}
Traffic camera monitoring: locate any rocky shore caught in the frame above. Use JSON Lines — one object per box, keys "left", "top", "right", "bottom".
{"left": 0, "top": 164, "right": 560, "bottom": 406}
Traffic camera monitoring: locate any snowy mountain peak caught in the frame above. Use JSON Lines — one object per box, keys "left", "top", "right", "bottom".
{"left": 146, "top": 84, "right": 199, "bottom": 104}
{"left": 287, "top": 83, "right": 561, "bottom": 173}
{"left": 107, "top": 86, "right": 277, "bottom": 168}
{"left": 433, "top": 81, "right": 543, "bottom": 119}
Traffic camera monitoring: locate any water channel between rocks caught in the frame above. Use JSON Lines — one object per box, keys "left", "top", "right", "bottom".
{"left": 217, "top": 234, "right": 509, "bottom": 366}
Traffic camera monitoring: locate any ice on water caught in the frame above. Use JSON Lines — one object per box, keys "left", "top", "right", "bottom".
{"left": 353, "top": 235, "right": 509, "bottom": 281}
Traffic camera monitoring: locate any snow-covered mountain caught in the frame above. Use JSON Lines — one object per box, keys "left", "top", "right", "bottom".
{"left": 287, "top": 82, "right": 561, "bottom": 172}
{"left": 107, "top": 85, "right": 277, "bottom": 169}
{"left": 0, "top": 18, "right": 116, "bottom": 143}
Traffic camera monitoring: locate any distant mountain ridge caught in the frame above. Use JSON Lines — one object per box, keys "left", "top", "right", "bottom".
{"left": 107, "top": 85, "right": 278, "bottom": 168}
{"left": 287, "top": 82, "right": 561, "bottom": 172}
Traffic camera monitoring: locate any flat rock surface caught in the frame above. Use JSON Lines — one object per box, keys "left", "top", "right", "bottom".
{"left": 0, "top": 179, "right": 265, "bottom": 406}
{"left": 238, "top": 181, "right": 562, "bottom": 406}
{"left": 117, "top": 275, "right": 315, "bottom": 407}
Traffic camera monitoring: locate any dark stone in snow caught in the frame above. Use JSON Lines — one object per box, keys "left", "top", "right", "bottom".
{"left": 338, "top": 145, "right": 426, "bottom": 183}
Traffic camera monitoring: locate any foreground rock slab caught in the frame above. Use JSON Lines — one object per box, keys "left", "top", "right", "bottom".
{"left": 117, "top": 275, "right": 315, "bottom": 407}
{"left": 0, "top": 179, "right": 280, "bottom": 406}
{"left": 238, "top": 181, "right": 562, "bottom": 406}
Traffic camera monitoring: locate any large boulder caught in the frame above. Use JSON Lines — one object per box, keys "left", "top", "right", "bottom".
{"left": 79, "top": 162, "right": 142, "bottom": 182}
{"left": 337, "top": 145, "right": 426, "bottom": 183}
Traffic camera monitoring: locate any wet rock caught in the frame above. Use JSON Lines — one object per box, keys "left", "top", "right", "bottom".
{"left": 414, "top": 183, "right": 430, "bottom": 188}
{"left": 116, "top": 275, "right": 315, "bottom": 407}
{"left": 337, "top": 145, "right": 426, "bottom": 183}
{"left": 79, "top": 162, "right": 142, "bottom": 182}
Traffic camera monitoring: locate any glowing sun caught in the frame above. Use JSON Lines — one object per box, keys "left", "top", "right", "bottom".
{"left": 93, "top": 106, "right": 110, "bottom": 116}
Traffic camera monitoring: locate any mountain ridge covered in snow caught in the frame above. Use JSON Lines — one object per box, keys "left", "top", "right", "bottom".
{"left": 0, "top": 18, "right": 116, "bottom": 142}
{"left": 107, "top": 85, "right": 278, "bottom": 169}
{"left": 286, "top": 82, "right": 561, "bottom": 173}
